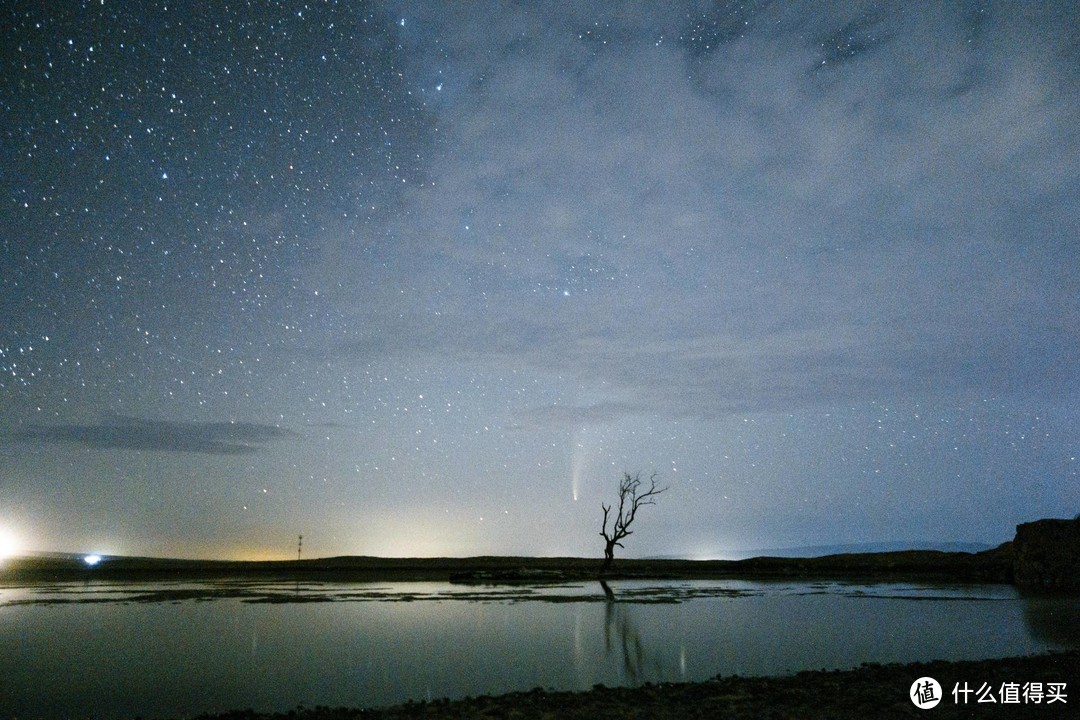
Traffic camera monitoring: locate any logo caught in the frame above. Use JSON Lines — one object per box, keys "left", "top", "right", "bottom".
{"left": 911, "top": 677, "right": 942, "bottom": 709}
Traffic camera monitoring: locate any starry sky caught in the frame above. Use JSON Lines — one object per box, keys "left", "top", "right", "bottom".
{"left": 1, "top": 1, "right": 1077, "bottom": 561}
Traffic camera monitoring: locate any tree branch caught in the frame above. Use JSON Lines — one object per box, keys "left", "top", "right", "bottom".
{"left": 600, "top": 471, "right": 669, "bottom": 558}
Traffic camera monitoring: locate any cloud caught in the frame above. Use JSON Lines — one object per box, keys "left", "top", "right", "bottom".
{"left": 326, "top": 1, "right": 1079, "bottom": 424}
{"left": 15, "top": 415, "right": 295, "bottom": 455}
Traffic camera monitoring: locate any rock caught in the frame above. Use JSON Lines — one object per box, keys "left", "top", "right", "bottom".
{"left": 1011, "top": 517, "right": 1080, "bottom": 589}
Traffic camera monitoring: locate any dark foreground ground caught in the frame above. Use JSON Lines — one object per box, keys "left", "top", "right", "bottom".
{"left": 186, "top": 651, "right": 1077, "bottom": 720}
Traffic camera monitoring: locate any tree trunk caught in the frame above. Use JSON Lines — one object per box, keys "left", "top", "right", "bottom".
{"left": 601, "top": 540, "right": 616, "bottom": 573}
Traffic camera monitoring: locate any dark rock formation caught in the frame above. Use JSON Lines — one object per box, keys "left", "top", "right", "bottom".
{"left": 1012, "top": 517, "right": 1080, "bottom": 589}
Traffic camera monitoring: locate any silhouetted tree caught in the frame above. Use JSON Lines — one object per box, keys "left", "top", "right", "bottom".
{"left": 599, "top": 471, "right": 667, "bottom": 572}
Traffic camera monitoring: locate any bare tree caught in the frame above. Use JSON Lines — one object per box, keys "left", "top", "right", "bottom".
{"left": 599, "top": 471, "right": 667, "bottom": 572}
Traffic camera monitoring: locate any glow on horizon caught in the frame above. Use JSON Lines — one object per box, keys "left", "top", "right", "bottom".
{"left": 0, "top": 527, "right": 20, "bottom": 561}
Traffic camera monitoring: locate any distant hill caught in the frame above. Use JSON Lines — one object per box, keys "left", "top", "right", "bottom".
{"left": 650, "top": 540, "right": 995, "bottom": 561}
{"left": 3, "top": 543, "right": 1018, "bottom": 584}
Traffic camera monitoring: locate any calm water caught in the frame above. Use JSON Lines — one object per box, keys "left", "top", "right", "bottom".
{"left": 1, "top": 579, "right": 1077, "bottom": 719}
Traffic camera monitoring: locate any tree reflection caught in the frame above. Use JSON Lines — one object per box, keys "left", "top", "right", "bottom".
{"left": 598, "top": 580, "right": 663, "bottom": 683}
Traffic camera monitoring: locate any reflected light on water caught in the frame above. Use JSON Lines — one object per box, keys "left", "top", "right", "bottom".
{"left": 573, "top": 605, "right": 587, "bottom": 685}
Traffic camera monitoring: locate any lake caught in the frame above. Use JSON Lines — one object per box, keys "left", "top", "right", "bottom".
{"left": 1, "top": 578, "right": 1077, "bottom": 719}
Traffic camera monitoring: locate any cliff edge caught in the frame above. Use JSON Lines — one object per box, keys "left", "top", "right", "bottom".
{"left": 1012, "top": 517, "right": 1080, "bottom": 589}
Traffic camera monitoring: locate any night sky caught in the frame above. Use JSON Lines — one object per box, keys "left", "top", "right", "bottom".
{"left": 1, "top": 1, "right": 1077, "bottom": 561}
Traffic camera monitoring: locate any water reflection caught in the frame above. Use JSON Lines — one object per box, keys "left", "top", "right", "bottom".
{"left": 600, "top": 582, "right": 682, "bottom": 686}
{"left": 599, "top": 580, "right": 667, "bottom": 683}
{"left": 1023, "top": 596, "right": 1080, "bottom": 646}
{"left": 0, "top": 579, "right": 1075, "bottom": 720}
{"left": 600, "top": 579, "right": 615, "bottom": 602}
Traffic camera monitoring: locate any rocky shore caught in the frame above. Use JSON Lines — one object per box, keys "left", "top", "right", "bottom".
{"left": 187, "top": 650, "right": 1077, "bottom": 720}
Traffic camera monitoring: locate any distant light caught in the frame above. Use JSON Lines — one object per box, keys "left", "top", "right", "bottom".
{"left": 0, "top": 529, "right": 19, "bottom": 561}
{"left": 83, "top": 555, "right": 102, "bottom": 566}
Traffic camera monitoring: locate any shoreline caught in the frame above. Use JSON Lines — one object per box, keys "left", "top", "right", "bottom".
{"left": 1, "top": 547, "right": 1015, "bottom": 585}
{"left": 7, "top": 516, "right": 1076, "bottom": 589}
{"left": 184, "top": 650, "right": 1078, "bottom": 719}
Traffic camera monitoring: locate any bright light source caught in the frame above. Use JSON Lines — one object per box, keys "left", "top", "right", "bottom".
{"left": 83, "top": 555, "right": 102, "bottom": 566}
{"left": 0, "top": 528, "right": 19, "bottom": 561}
